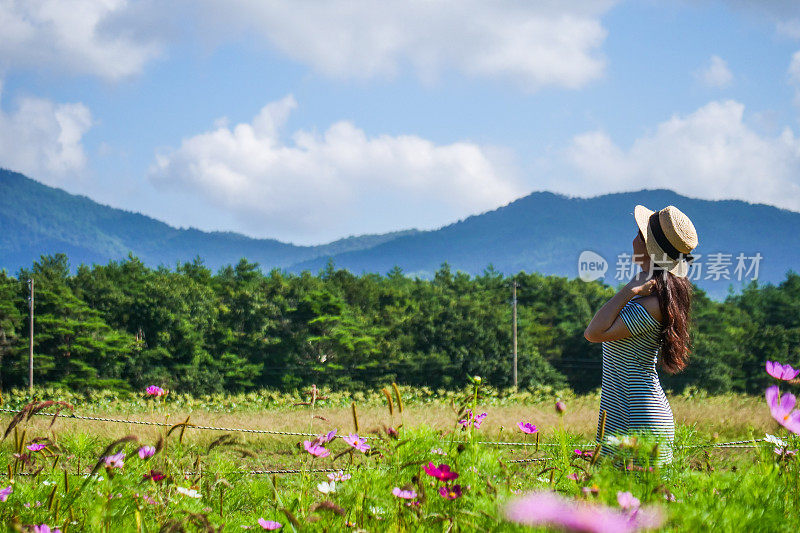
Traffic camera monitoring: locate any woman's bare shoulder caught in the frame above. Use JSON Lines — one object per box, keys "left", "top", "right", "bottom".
{"left": 633, "top": 295, "right": 663, "bottom": 324}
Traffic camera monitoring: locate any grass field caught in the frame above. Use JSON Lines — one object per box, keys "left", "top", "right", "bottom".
{"left": 0, "top": 384, "right": 797, "bottom": 532}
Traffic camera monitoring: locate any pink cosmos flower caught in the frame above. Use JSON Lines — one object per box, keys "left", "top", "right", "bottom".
{"left": 567, "top": 473, "right": 580, "bottom": 481}
{"left": 517, "top": 422, "right": 538, "bottom": 434}
{"left": 342, "top": 434, "right": 370, "bottom": 453}
{"left": 766, "top": 361, "right": 800, "bottom": 381}
{"left": 257, "top": 518, "right": 282, "bottom": 529}
{"left": 458, "top": 409, "right": 488, "bottom": 429}
{"left": 423, "top": 462, "right": 459, "bottom": 481}
{"left": 138, "top": 446, "right": 156, "bottom": 459}
{"left": 505, "top": 490, "right": 664, "bottom": 533}
{"left": 103, "top": 452, "right": 125, "bottom": 469}
{"left": 316, "top": 429, "right": 337, "bottom": 445}
{"left": 555, "top": 401, "right": 567, "bottom": 414}
{"left": 766, "top": 386, "right": 800, "bottom": 434}
{"left": 32, "top": 525, "right": 61, "bottom": 533}
{"left": 26, "top": 443, "right": 46, "bottom": 452}
{"left": 0, "top": 485, "right": 11, "bottom": 502}
{"left": 617, "top": 492, "right": 640, "bottom": 511}
{"left": 439, "top": 485, "right": 462, "bottom": 500}
{"left": 303, "top": 440, "right": 330, "bottom": 458}
{"left": 392, "top": 487, "right": 417, "bottom": 499}
{"left": 146, "top": 386, "right": 166, "bottom": 397}
{"left": 143, "top": 470, "right": 165, "bottom": 482}
{"left": 327, "top": 470, "right": 351, "bottom": 482}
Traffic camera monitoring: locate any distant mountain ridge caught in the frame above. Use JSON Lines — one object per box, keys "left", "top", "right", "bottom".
{"left": 2, "top": 168, "right": 798, "bottom": 300}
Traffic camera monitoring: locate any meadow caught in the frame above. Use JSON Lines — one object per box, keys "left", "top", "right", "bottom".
{"left": 0, "top": 379, "right": 797, "bottom": 532}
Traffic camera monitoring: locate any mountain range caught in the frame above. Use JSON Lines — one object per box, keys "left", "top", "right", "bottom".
{"left": 2, "top": 168, "right": 797, "bottom": 300}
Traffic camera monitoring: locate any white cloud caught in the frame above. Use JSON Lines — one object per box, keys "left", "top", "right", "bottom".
{"left": 696, "top": 55, "right": 733, "bottom": 88}
{"left": 186, "top": 0, "right": 617, "bottom": 89}
{"left": 564, "top": 100, "right": 800, "bottom": 211}
{"left": 148, "top": 95, "right": 526, "bottom": 244}
{"left": 0, "top": 0, "right": 161, "bottom": 80}
{"left": 0, "top": 87, "right": 93, "bottom": 181}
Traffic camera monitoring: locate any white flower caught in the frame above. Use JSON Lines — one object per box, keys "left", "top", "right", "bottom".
{"left": 765, "top": 433, "right": 787, "bottom": 447}
{"left": 605, "top": 436, "right": 621, "bottom": 446}
{"left": 369, "top": 505, "right": 384, "bottom": 516}
{"left": 317, "top": 481, "right": 336, "bottom": 494}
{"left": 42, "top": 480, "right": 56, "bottom": 486}
{"left": 430, "top": 447, "right": 447, "bottom": 455}
{"left": 176, "top": 486, "right": 202, "bottom": 499}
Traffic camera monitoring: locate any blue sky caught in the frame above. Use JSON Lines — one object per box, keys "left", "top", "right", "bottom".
{"left": 2, "top": 0, "right": 800, "bottom": 245}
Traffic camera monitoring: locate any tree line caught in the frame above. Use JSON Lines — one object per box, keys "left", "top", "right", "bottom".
{"left": 0, "top": 253, "right": 797, "bottom": 395}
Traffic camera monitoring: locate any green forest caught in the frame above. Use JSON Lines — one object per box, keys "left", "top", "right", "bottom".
{"left": 0, "top": 253, "right": 797, "bottom": 395}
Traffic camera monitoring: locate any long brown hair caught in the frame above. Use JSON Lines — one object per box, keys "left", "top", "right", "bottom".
{"left": 651, "top": 266, "right": 693, "bottom": 373}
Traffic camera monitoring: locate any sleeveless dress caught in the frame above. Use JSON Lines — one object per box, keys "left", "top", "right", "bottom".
{"left": 595, "top": 296, "right": 674, "bottom": 465}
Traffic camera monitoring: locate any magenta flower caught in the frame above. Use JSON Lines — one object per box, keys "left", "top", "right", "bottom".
{"left": 567, "top": 473, "right": 580, "bottom": 481}
{"left": 458, "top": 409, "right": 488, "bottom": 429}
{"left": 303, "top": 440, "right": 330, "bottom": 458}
{"left": 439, "top": 485, "right": 463, "bottom": 500}
{"left": 505, "top": 490, "right": 663, "bottom": 533}
{"left": 342, "top": 434, "right": 370, "bottom": 453}
{"left": 392, "top": 487, "right": 418, "bottom": 499}
{"left": 0, "top": 485, "right": 11, "bottom": 502}
{"left": 103, "top": 452, "right": 125, "bottom": 469}
{"left": 138, "top": 446, "right": 156, "bottom": 459}
{"left": 766, "top": 361, "right": 800, "bottom": 381}
{"left": 423, "top": 462, "right": 459, "bottom": 481}
{"left": 146, "top": 385, "right": 166, "bottom": 397}
{"left": 143, "top": 470, "right": 165, "bottom": 482}
{"left": 517, "top": 422, "right": 538, "bottom": 434}
{"left": 766, "top": 386, "right": 800, "bottom": 434}
{"left": 555, "top": 401, "right": 567, "bottom": 414}
{"left": 574, "top": 449, "right": 583, "bottom": 456}
{"left": 26, "top": 443, "right": 46, "bottom": 452}
{"left": 257, "top": 518, "right": 283, "bottom": 530}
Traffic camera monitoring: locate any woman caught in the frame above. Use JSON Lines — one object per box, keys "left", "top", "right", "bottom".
{"left": 583, "top": 204, "right": 698, "bottom": 465}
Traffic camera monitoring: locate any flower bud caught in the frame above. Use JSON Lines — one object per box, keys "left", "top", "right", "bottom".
{"left": 555, "top": 401, "right": 566, "bottom": 414}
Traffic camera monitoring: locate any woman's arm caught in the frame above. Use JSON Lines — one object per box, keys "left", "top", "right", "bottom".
{"left": 584, "top": 271, "right": 656, "bottom": 343}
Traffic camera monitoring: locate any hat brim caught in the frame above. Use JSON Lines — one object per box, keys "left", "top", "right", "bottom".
{"left": 633, "top": 204, "right": 690, "bottom": 278}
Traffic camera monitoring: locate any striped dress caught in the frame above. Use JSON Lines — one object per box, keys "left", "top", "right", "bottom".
{"left": 595, "top": 296, "right": 674, "bottom": 465}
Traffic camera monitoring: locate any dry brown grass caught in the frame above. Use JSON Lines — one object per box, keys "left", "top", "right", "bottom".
{"left": 1, "top": 394, "right": 771, "bottom": 446}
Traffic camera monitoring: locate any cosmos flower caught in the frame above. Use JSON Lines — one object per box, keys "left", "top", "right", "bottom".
{"left": 175, "top": 486, "right": 202, "bottom": 498}
{"left": 430, "top": 447, "right": 447, "bottom": 455}
{"left": 146, "top": 386, "right": 166, "bottom": 397}
{"left": 766, "top": 361, "right": 800, "bottom": 381}
{"left": 32, "top": 525, "right": 61, "bottom": 533}
{"left": 317, "top": 481, "right": 336, "bottom": 494}
{"left": 303, "top": 440, "right": 330, "bottom": 458}
{"left": 26, "top": 443, "right": 46, "bottom": 452}
{"left": 555, "top": 401, "right": 567, "bottom": 414}
{"left": 103, "top": 452, "right": 125, "bottom": 469}
{"left": 517, "top": 422, "right": 538, "bottom": 434}
{"left": 617, "top": 492, "right": 640, "bottom": 511}
{"left": 327, "top": 470, "right": 351, "bottom": 482}
{"left": 766, "top": 386, "right": 800, "bottom": 434}
{"left": 439, "top": 485, "right": 463, "bottom": 500}
{"left": 0, "top": 485, "right": 11, "bottom": 502}
{"left": 505, "top": 490, "right": 664, "bottom": 533}
{"left": 764, "top": 434, "right": 787, "bottom": 447}
{"left": 316, "top": 429, "right": 337, "bottom": 445}
{"left": 423, "top": 462, "right": 459, "bottom": 481}
{"left": 342, "top": 434, "right": 370, "bottom": 453}
{"left": 138, "top": 446, "right": 156, "bottom": 459}
{"left": 257, "top": 519, "right": 282, "bottom": 530}
{"left": 459, "top": 409, "right": 488, "bottom": 429}
{"left": 392, "top": 487, "right": 417, "bottom": 500}
{"left": 143, "top": 470, "right": 165, "bottom": 482}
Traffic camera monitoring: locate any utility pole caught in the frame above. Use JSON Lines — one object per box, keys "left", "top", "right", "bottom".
{"left": 28, "top": 277, "right": 34, "bottom": 394}
{"left": 512, "top": 280, "right": 518, "bottom": 390}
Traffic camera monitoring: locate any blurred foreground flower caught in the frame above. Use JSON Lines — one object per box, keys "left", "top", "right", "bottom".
{"left": 766, "top": 361, "right": 800, "bottom": 381}
{"left": 766, "top": 386, "right": 800, "bottom": 434}
{"left": 0, "top": 485, "right": 11, "bottom": 502}
{"left": 517, "top": 422, "right": 538, "bottom": 434}
{"left": 505, "top": 490, "right": 663, "bottom": 533}
{"left": 555, "top": 401, "right": 567, "bottom": 414}
{"left": 342, "top": 434, "right": 370, "bottom": 453}
{"left": 32, "top": 525, "right": 61, "bottom": 533}
{"left": 146, "top": 386, "right": 166, "bottom": 397}
{"left": 257, "top": 519, "right": 282, "bottom": 530}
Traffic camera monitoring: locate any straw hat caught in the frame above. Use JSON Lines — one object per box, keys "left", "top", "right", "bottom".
{"left": 633, "top": 204, "right": 699, "bottom": 278}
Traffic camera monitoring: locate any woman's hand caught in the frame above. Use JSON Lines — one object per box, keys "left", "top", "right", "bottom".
{"left": 627, "top": 270, "right": 657, "bottom": 296}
